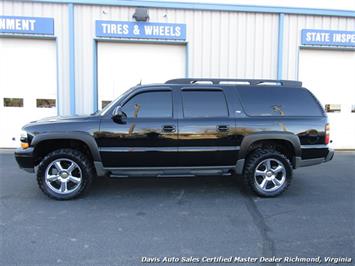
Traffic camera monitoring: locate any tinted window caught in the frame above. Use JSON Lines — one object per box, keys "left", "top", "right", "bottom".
{"left": 237, "top": 87, "right": 323, "bottom": 116}
{"left": 122, "top": 91, "right": 172, "bottom": 118}
{"left": 182, "top": 90, "right": 228, "bottom": 118}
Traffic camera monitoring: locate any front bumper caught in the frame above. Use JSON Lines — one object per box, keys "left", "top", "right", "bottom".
{"left": 14, "top": 147, "right": 35, "bottom": 173}
{"left": 295, "top": 148, "right": 334, "bottom": 168}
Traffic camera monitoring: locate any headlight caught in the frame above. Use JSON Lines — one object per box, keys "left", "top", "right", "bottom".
{"left": 20, "top": 130, "right": 29, "bottom": 149}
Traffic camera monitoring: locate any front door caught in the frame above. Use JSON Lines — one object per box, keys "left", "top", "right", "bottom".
{"left": 177, "top": 89, "right": 238, "bottom": 167}
{"left": 97, "top": 90, "right": 178, "bottom": 168}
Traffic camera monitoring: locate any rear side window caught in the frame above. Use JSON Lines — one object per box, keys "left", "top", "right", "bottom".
{"left": 182, "top": 90, "right": 228, "bottom": 118}
{"left": 237, "top": 87, "right": 323, "bottom": 116}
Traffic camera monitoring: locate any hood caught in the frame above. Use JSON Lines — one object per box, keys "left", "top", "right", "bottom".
{"left": 22, "top": 114, "right": 100, "bottom": 134}
{"left": 28, "top": 115, "right": 95, "bottom": 124}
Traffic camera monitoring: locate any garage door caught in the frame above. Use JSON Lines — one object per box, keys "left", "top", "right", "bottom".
{"left": 0, "top": 38, "right": 57, "bottom": 148}
{"left": 98, "top": 42, "right": 185, "bottom": 109}
{"left": 299, "top": 49, "right": 355, "bottom": 149}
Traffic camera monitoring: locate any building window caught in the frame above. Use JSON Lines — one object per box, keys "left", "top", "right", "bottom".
{"left": 3, "top": 98, "right": 23, "bottom": 107}
{"left": 325, "top": 104, "right": 341, "bottom": 113}
{"left": 36, "top": 99, "right": 56, "bottom": 108}
{"left": 102, "top": 101, "right": 112, "bottom": 109}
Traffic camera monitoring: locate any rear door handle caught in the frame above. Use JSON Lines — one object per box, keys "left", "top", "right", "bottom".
{"left": 217, "top": 125, "right": 229, "bottom": 132}
{"left": 162, "top": 125, "right": 176, "bottom": 132}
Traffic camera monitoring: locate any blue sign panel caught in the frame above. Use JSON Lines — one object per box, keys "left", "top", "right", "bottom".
{"left": 96, "top": 20, "right": 186, "bottom": 40}
{"left": 301, "top": 29, "right": 355, "bottom": 47}
{"left": 0, "top": 16, "right": 54, "bottom": 35}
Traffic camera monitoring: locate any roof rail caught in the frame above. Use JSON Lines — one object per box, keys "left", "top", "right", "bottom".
{"left": 165, "top": 78, "right": 302, "bottom": 87}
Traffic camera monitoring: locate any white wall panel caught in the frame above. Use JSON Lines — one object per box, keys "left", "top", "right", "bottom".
{"left": 97, "top": 42, "right": 185, "bottom": 109}
{"left": 74, "top": 5, "right": 279, "bottom": 114}
{"left": 282, "top": 15, "right": 355, "bottom": 80}
{"left": 74, "top": 5, "right": 136, "bottom": 114}
{"left": 3, "top": 1, "right": 354, "bottom": 116}
{"left": 299, "top": 49, "right": 355, "bottom": 149}
{"left": 0, "top": 0, "right": 70, "bottom": 115}
{"left": 0, "top": 38, "right": 57, "bottom": 147}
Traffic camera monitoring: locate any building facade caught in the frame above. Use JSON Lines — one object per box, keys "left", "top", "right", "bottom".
{"left": 0, "top": 0, "right": 354, "bottom": 148}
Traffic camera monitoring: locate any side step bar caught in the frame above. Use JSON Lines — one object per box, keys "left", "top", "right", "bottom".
{"left": 108, "top": 167, "right": 235, "bottom": 178}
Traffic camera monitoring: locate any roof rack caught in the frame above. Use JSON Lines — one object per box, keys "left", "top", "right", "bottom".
{"left": 165, "top": 78, "right": 302, "bottom": 87}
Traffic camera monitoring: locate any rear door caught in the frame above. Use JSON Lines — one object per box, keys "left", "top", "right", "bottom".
{"left": 177, "top": 88, "right": 238, "bottom": 167}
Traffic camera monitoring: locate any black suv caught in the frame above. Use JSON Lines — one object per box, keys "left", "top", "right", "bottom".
{"left": 15, "top": 78, "right": 334, "bottom": 200}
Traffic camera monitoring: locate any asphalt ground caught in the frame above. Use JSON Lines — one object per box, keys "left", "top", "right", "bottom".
{"left": 0, "top": 150, "right": 354, "bottom": 266}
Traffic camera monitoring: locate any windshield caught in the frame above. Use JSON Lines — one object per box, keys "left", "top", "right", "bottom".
{"left": 95, "top": 87, "right": 137, "bottom": 116}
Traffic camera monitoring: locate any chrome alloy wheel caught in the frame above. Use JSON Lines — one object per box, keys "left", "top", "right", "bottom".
{"left": 45, "top": 159, "right": 82, "bottom": 195}
{"left": 254, "top": 158, "right": 286, "bottom": 192}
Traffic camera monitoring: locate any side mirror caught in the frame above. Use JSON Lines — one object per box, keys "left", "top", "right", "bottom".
{"left": 112, "top": 106, "right": 127, "bottom": 124}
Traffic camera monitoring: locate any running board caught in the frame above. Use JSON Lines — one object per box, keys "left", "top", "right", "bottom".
{"left": 157, "top": 174, "right": 195, "bottom": 178}
{"left": 107, "top": 166, "right": 235, "bottom": 178}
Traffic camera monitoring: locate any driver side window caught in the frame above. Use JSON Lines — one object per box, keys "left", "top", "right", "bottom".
{"left": 122, "top": 91, "right": 172, "bottom": 118}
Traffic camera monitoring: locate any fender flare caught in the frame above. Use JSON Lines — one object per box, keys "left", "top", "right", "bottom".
{"left": 238, "top": 131, "right": 302, "bottom": 160}
{"left": 31, "top": 132, "right": 101, "bottom": 161}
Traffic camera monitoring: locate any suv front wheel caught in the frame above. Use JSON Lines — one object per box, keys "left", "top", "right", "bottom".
{"left": 37, "top": 149, "right": 94, "bottom": 200}
{"left": 244, "top": 149, "right": 292, "bottom": 197}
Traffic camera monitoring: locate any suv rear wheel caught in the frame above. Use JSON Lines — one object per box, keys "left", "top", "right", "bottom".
{"left": 244, "top": 149, "right": 292, "bottom": 197}
{"left": 37, "top": 148, "right": 94, "bottom": 200}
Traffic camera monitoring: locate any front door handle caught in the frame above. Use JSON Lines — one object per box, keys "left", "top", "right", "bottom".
{"left": 162, "top": 125, "right": 176, "bottom": 133}
{"left": 217, "top": 125, "right": 229, "bottom": 132}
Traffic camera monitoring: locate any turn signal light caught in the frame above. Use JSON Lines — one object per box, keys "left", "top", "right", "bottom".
{"left": 21, "top": 142, "right": 29, "bottom": 149}
{"left": 325, "top": 123, "right": 330, "bottom": 145}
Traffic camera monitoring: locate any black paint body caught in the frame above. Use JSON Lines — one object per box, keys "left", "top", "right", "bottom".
{"left": 15, "top": 83, "right": 333, "bottom": 174}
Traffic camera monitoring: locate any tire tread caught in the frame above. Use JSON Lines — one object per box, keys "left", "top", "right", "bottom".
{"left": 244, "top": 148, "right": 292, "bottom": 197}
{"left": 36, "top": 148, "right": 94, "bottom": 200}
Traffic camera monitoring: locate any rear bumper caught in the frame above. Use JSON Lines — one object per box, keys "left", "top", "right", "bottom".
{"left": 295, "top": 148, "right": 334, "bottom": 168}
{"left": 14, "top": 147, "right": 35, "bottom": 173}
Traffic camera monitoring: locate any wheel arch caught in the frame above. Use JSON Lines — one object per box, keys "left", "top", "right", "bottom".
{"left": 235, "top": 132, "right": 301, "bottom": 175}
{"left": 239, "top": 132, "right": 301, "bottom": 159}
{"left": 31, "top": 132, "right": 101, "bottom": 165}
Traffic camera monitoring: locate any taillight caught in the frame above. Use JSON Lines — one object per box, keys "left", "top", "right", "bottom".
{"left": 325, "top": 123, "right": 330, "bottom": 145}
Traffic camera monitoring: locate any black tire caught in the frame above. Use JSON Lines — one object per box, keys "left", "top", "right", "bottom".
{"left": 243, "top": 148, "right": 292, "bottom": 197}
{"left": 37, "top": 148, "right": 94, "bottom": 200}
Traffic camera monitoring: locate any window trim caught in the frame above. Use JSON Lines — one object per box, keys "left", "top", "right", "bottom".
{"left": 121, "top": 89, "right": 174, "bottom": 119}
{"left": 180, "top": 88, "right": 230, "bottom": 118}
